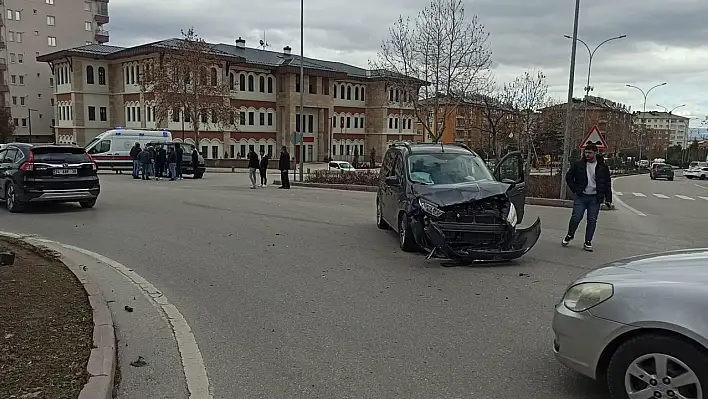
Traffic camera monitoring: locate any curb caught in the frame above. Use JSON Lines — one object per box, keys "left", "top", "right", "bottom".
{"left": 0, "top": 232, "right": 116, "bottom": 399}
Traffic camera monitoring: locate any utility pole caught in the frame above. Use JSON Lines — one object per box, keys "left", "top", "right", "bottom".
{"left": 298, "top": 0, "right": 305, "bottom": 182}
{"left": 560, "top": 0, "right": 580, "bottom": 200}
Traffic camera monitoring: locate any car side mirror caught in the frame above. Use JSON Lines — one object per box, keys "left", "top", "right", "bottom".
{"left": 385, "top": 176, "right": 400, "bottom": 186}
{"left": 501, "top": 178, "right": 516, "bottom": 186}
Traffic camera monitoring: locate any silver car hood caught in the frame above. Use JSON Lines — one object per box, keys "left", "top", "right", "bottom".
{"left": 580, "top": 248, "right": 708, "bottom": 284}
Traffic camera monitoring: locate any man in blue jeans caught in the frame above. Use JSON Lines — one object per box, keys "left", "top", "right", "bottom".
{"left": 562, "top": 143, "right": 612, "bottom": 251}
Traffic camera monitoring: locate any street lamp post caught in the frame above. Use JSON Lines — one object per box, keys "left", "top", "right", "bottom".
{"left": 626, "top": 83, "right": 667, "bottom": 162}
{"left": 298, "top": 0, "right": 305, "bottom": 182}
{"left": 563, "top": 34, "right": 626, "bottom": 135}
{"left": 560, "top": 0, "right": 581, "bottom": 201}
{"left": 656, "top": 104, "right": 685, "bottom": 114}
{"left": 656, "top": 104, "right": 685, "bottom": 160}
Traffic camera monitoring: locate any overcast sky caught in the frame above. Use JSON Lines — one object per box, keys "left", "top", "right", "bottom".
{"left": 107, "top": 0, "right": 707, "bottom": 128}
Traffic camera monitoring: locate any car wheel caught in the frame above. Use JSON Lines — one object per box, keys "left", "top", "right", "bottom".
{"left": 701, "top": 175, "right": 707, "bottom": 180}
{"left": 687, "top": 176, "right": 694, "bottom": 179}
{"left": 607, "top": 334, "right": 708, "bottom": 399}
{"left": 376, "top": 198, "right": 389, "bottom": 230}
{"left": 5, "top": 183, "right": 24, "bottom": 213}
{"left": 398, "top": 213, "right": 418, "bottom": 252}
{"left": 194, "top": 172, "right": 204, "bottom": 179}
{"left": 79, "top": 199, "right": 96, "bottom": 209}
{"left": 669, "top": 176, "right": 674, "bottom": 181}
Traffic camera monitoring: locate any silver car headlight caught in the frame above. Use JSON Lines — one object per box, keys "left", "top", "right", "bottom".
{"left": 506, "top": 203, "right": 518, "bottom": 228}
{"left": 419, "top": 199, "right": 444, "bottom": 217}
{"left": 563, "top": 282, "right": 614, "bottom": 312}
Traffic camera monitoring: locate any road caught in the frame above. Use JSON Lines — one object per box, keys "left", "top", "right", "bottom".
{"left": 0, "top": 172, "right": 700, "bottom": 398}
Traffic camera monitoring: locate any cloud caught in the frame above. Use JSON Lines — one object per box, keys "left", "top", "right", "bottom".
{"left": 105, "top": 0, "right": 708, "bottom": 125}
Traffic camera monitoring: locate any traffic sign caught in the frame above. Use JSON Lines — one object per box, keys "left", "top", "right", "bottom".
{"left": 579, "top": 125, "right": 609, "bottom": 150}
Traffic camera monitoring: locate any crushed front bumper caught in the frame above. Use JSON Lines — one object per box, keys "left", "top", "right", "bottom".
{"left": 414, "top": 217, "right": 541, "bottom": 261}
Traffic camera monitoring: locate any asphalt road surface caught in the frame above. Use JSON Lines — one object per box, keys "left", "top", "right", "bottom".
{"left": 1, "top": 172, "right": 701, "bottom": 398}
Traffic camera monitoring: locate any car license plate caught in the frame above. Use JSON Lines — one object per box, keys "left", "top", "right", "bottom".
{"left": 54, "top": 168, "right": 77, "bottom": 175}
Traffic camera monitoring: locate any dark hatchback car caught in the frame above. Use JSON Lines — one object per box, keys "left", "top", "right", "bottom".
{"left": 0, "top": 143, "right": 100, "bottom": 212}
{"left": 649, "top": 162, "right": 674, "bottom": 180}
{"left": 376, "top": 142, "right": 541, "bottom": 262}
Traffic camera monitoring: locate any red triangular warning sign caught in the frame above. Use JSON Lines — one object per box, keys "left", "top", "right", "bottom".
{"left": 579, "top": 125, "right": 609, "bottom": 150}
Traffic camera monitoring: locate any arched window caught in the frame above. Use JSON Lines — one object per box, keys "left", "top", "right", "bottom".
{"left": 210, "top": 67, "right": 218, "bottom": 86}
{"left": 259, "top": 76, "right": 265, "bottom": 92}
{"left": 98, "top": 67, "right": 106, "bottom": 85}
{"left": 86, "top": 65, "right": 94, "bottom": 84}
{"left": 184, "top": 71, "right": 191, "bottom": 85}
{"left": 333, "top": 85, "right": 337, "bottom": 98}
{"left": 229, "top": 73, "right": 235, "bottom": 90}
{"left": 239, "top": 74, "right": 246, "bottom": 91}
{"left": 355, "top": 87, "right": 359, "bottom": 100}
{"left": 346, "top": 86, "right": 351, "bottom": 100}
{"left": 200, "top": 68, "right": 208, "bottom": 86}
{"left": 340, "top": 84, "right": 345, "bottom": 99}
{"left": 247, "top": 75, "right": 254, "bottom": 92}
{"left": 267, "top": 77, "right": 273, "bottom": 93}
{"left": 361, "top": 87, "right": 365, "bottom": 101}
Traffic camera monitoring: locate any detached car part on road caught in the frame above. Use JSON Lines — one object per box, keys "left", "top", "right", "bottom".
{"left": 553, "top": 249, "right": 708, "bottom": 399}
{"left": 376, "top": 143, "right": 540, "bottom": 262}
{"left": 0, "top": 143, "right": 100, "bottom": 212}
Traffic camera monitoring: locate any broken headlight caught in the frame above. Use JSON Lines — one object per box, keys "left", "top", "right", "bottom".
{"left": 506, "top": 203, "right": 518, "bottom": 228}
{"left": 418, "top": 199, "right": 444, "bottom": 217}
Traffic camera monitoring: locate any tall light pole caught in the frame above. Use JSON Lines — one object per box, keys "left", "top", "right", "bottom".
{"left": 563, "top": 34, "right": 626, "bottom": 135}
{"left": 626, "top": 82, "right": 667, "bottom": 161}
{"left": 656, "top": 104, "right": 685, "bottom": 114}
{"left": 560, "top": 0, "right": 581, "bottom": 200}
{"left": 298, "top": 0, "right": 305, "bottom": 182}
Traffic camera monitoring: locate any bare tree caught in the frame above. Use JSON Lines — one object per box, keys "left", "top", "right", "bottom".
{"left": 0, "top": 107, "right": 15, "bottom": 143}
{"left": 370, "top": 0, "right": 492, "bottom": 142}
{"left": 509, "top": 70, "right": 549, "bottom": 164}
{"left": 478, "top": 79, "right": 519, "bottom": 160}
{"left": 140, "top": 28, "right": 237, "bottom": 140}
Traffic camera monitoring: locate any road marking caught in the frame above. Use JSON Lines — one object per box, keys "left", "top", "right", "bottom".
{"left": 611, "top": 178, "right": 646, "bottom": 216}
{"left": 700, "top": 197, "right": 708, "bottom": 201}
{"left": 615, "top": 191, "right": 623, "bottom": 196}
{"left": 676, "top": 195, "right": 695, "bottom": 200}
{"left": 0, "top": 233, "right": 213, "bottom": 399}
{"left": 653, "top": 194, "right": 669, "bottom": 198}
{"left": 694, "top": 184, "right": 708, "bottom": 190}
{"left": 633, "top": 192, "right": 646, "bottom": 197}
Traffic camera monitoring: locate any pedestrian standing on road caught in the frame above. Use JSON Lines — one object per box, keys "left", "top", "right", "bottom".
{"left": 247, "top": 148, "right": 259, "bottom": 189}
{"left": 562, "top": 143, "right": 613, "bottom": 251}
{"left": 191, "top": 147, "right": 200, "bottom": 179}
{"left": 155, "top": 145, "right": 166, "bottom": 180}
{"left": 130, "top": 142, "right": 141, "bottom": 179}
{"left": 259, "top": 150, "right": 269, "bottom": 187}
{"left": 138, "top": 145, "right": 152, "bottom": 180}
{"left": 279, "top": 146, "right": 290, "bottom": 189}
{"left": 167, "top": 147, "right": 177, "bottom": 181}
{"left": 175, "top": 143, "right": 184, "bottom": 180}
{"left": 146, "top": 145, "right": 156, "bottom": 179}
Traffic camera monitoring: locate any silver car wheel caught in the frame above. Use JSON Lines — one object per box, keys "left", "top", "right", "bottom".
{"left": 376, "top": 201, "right": 382, "bottom": 224}
{"left": 6, "top": 185, "right": 15, "bottom": 209}
{"left": 625, "top": 353, "right": 702, "bottom": 399}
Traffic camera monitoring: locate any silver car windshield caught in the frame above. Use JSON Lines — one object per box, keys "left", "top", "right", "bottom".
{"left": 407, "top": 153, "right": 493, "bottom": 185}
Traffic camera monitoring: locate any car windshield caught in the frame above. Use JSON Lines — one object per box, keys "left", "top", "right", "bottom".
{"left": 32, "top": 147, "right": 91, "bottom": 163}
{"left": 338, "top": 162, "right": 352, "bottom": 169}
{"left": 407, "top": 152, "right": 493, "bottom": 185}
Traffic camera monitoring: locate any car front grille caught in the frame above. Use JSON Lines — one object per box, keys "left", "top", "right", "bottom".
{"left": 442, "top": 197, "right": 505, "bottom": 224}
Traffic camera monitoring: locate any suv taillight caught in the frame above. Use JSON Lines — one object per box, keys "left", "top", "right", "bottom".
{"left": 88, "top": 154, "right": 97, "bottom": 170}
{"left": 19, "top": 152, "right": 35, "bottom": 171}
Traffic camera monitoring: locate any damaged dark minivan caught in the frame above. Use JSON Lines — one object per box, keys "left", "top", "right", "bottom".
{"left": 376, "top": 142, "right": 541, "bottom": 262}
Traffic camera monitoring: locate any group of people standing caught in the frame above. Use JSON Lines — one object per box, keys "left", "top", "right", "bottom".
{"left": 245, "top": 146, "right": 292, "bottom": 189}
{"left": 129, "top": 142, "right": 198, "bottom": 181}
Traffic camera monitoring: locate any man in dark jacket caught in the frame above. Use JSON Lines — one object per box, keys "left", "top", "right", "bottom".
{"left": 259, "top": 150, "right": 269, "bottom": 187}
{"left": 175, "top": 143, "right": 184, "bottom": 180}
{"left": 129, "top": 143, "right": 141, "bottom": 179}
{"left": 167, "top": 147, "right": 177, "bottom": 181}
{"left": 562, "top": 143, "right": 612, "bottom": 251}
{"left": 137, "top": 145, "right": 153, "bottom": 180}
{"left": 278, "top": 146, "right": 290, "bottom": 189}
{"left": 247, "top": 148, "right": 259, "bottom": 189}
{"left": 191, "top": 148, "right": 200, "bottom": 179}
{"left": 155, "top": 145, "right": 167, "bottom": 179}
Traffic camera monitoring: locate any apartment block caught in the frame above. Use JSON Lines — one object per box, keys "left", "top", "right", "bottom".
{"left": 37, "top": 37, "right": 418, "bottom": 162}
{"left": 633, "top": 111, "right": 689, "bottom": 149}
{"left": 0, "top": 0, "right": 109, "bottom": 142}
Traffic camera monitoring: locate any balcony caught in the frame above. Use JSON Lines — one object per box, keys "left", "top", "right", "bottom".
{"left": 0, "top": 57, "right": 6, "bottom": 71}
{"left": 95, "top": 28, "right": 109, "bottom": 43}
{"left": 0, "top": 84, "right": 9, "bottom": 92}
{"left": 95, "top": 3, "right": 109, "bottom": 24}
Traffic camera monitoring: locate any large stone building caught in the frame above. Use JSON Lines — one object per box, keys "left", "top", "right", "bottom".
{"left": 2, "top": 0, "right": 109, "bottom": 142}
{"left": 36, "top": 38, "right": 419, "bottom": 162}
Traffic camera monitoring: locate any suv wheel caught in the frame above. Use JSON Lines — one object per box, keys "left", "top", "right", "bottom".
{"left": 5, "top": 183, "right": 24, "bottom": 213}
{"left": 398, "top": 213, "right": 418, "bottom": 252}
{"left": 376, "top": 199, "right": 389, "bottom": 230}
{"left": 79, "top": 199, "right": 97, "bottom": 209}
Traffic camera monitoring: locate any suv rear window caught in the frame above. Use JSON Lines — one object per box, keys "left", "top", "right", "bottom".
{"left": 32, "top": 147, "right": 91, "bottom": 163}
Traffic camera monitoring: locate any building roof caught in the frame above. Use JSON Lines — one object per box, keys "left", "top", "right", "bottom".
{"left": 633, "top": 111, "right": 689, "bottom": 120}
{"left": 36, "top": 38, "right": 395, "bottom": 81}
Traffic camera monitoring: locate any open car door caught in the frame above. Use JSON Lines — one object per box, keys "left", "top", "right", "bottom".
{"left": 492, "top": 151, "right": 526, "bottom": 223}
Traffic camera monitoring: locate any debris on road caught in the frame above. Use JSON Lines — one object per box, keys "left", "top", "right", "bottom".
{"left": 124, "top": 305, "right": 134, "bottom": 312}
{"left": 130, "top": 356, "right": 147, "bottom": 367}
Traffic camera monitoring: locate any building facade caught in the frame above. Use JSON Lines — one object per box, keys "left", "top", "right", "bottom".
{"left": 633, "top": 111, "right": 689, "bottom": 148}
{"left": 1, "top": 0, "right": 109, "bottom": 142}
{"left": 37, "top": 38, "right": 419, "bottom": 162}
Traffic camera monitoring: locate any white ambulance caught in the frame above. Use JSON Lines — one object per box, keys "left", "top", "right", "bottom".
{"left": 85, "top": 128, "right": 172, "bottom": 172}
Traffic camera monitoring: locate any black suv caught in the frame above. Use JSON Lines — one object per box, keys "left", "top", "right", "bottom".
{"left": 0, "top": 143, "right": 100, "bottom": 212}
{"left": 649, "top": 163, "right": 674, "bottom": 180}
{"left": 376, "top": 143, "right": 541, "bottom": 262}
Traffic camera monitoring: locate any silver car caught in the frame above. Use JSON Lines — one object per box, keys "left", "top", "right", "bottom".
{"left": 553, "top": 249, "right": 708, "bottom": 399}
